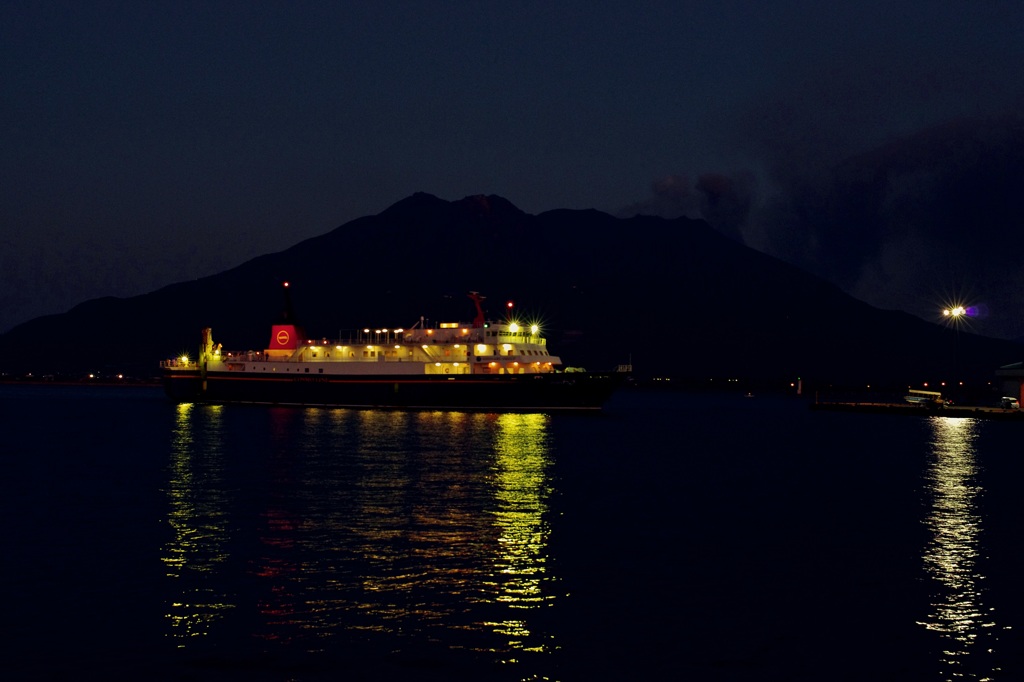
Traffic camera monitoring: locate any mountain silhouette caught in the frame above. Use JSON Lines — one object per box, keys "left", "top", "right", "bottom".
{"left": 1, "top": 192, "right": 1021, "bottom": 389}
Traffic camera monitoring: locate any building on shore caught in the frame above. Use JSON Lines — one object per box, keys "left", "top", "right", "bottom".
{"left": 994, "top": 362, "right": 1024, "bottom": 404}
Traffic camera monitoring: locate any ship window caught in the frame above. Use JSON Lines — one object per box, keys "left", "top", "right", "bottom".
{"left": 304, "top": 368, "right": 309, "bottom": 373}
{"left": 318, "top": 368, "right": 323, "bottom": 374}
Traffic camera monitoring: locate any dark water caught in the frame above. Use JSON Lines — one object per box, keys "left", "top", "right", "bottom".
{"left": 5, "top": 384, "right": 1024, "bottom": 681}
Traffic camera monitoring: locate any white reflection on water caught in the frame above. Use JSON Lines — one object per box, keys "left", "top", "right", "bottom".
{"left": 161, "top": 403, "right": 234, "bottom": 645}
{"left": 919, "top": 416, "right": 1000, "bottom": 680}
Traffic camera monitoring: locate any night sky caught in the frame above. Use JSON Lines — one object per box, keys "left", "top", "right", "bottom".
{"left": 3, "top": 2, "right": 1024, "bottom": 338}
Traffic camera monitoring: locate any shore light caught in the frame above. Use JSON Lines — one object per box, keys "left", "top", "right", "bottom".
{"left": 943, "top": 306, "right": 966, "bottom": 318}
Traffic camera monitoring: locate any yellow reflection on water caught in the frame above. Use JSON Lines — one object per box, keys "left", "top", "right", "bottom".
{"left": 162, "top": 402, "right": 234, "bottom": 645}
{"left": 486, "top": 413, "right": 555, "bottom": 653}
{"left": 919, "top": 416, "right": 999, "bottom": 680}
{"left": 248, "top": 407, "right": 558, "bottom": 661}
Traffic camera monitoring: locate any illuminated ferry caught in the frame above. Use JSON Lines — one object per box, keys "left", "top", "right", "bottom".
{"left": 160, "top": 288, "right": 627, "bottom": 410}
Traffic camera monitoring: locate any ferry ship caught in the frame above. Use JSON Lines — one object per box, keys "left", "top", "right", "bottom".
{"left": 160, "top": 289, "right": 628, "bottom": 410}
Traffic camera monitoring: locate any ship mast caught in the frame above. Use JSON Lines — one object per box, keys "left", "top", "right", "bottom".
{"left": 468, "top": 291, "right": 487, "bottom": 328}
{"left": 280, "top": 281, "right": 300, "bottom": 326}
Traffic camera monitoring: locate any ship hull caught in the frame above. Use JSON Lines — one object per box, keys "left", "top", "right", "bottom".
{"left": 162, "top": 369, "right": 626, "bottom": 411}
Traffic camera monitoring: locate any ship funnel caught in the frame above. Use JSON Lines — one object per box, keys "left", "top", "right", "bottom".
{"left": 267, "top": 281, "right": 304, "bottom": 355}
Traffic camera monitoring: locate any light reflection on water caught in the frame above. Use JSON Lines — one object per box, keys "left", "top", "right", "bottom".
{"left": 163, "top": 404, "right": 557, "bottom": 668}
{"left": 919, "top": 416, "right": 1001, "bottom": 680}
{"left": 162, "top": 402, "right": 234, "bottom": 644}
{"left": 486, "top": 413, "right": 555, "bottom": 652}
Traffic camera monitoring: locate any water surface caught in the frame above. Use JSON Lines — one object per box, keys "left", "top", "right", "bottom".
{"left": 5, "top": 385, "right": 1024, "bottom": 680}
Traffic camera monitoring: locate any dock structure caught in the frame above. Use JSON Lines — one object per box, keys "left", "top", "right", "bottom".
{"left": 811, "top": 400, "right": 1024, "bottom": 420}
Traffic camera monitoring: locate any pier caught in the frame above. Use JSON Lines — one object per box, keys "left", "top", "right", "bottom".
{"left": 811, "top": 400, "right": 1024, "bottom": 420}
